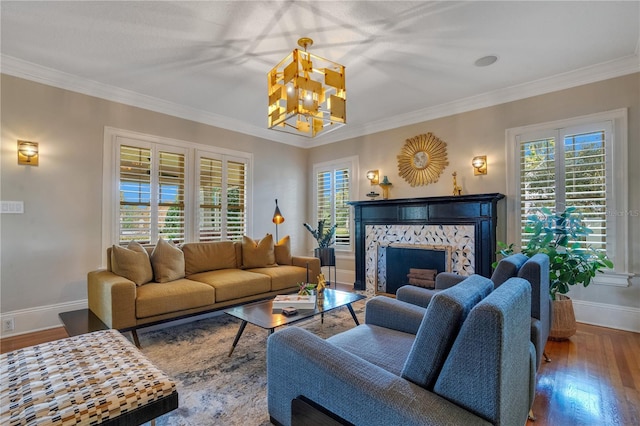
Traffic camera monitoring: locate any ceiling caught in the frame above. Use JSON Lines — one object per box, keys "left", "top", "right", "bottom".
{"left": 1, "top": 1, "right": 639, "bottom": 148}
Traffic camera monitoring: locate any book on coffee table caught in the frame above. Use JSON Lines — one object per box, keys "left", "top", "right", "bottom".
{"left": 272, "top": 294, "right": 316, "bottom": 310}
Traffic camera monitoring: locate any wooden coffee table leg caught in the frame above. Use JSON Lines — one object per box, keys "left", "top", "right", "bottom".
{"left": 228, "top": 320, "right": 248, "bottom": 357}
{"left": 347, "top": 304, "right": 360, "bottom": 325}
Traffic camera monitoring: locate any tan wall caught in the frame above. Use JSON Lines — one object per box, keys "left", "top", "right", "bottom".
{"left": 1, "top": 72, "right": 638, "bottom": 326}
{"left": 1, "top": 74, "right": 309, "bottom": 313}
{"left": 310, "top": 73, "right": 640, "bottom": 309}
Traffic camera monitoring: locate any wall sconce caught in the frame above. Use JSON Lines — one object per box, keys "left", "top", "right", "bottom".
{"left": 272, "top": 199, "right": 285, "bottom": 242}
{"left": 366, "top": 169, "right": 379, "bottom": 185}
{"left": 472, "top": 156, "right": 487, "bottom": 175}
{"left": 18, "top": 140, "right": 39, "bottom": 166}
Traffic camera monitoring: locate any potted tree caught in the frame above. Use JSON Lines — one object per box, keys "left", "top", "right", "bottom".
{"left": 304, "top": 219, "right": 337, "bottom": 267}
{"left": 497, "top": 207, "right": 613, "bottom": 339}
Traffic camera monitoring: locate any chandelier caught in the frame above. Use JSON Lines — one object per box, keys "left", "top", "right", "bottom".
{"left": 268, "top": 37, "right": 346, "bottom": 138}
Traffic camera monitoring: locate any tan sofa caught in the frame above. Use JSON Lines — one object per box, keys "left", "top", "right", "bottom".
{"left": 88, "top": 235, "right": 320, "bottom": 331}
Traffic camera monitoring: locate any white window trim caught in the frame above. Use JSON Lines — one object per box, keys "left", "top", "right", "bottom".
{"left": 102, "top": 127, "right": 253, "bottom": 259}
{"left": 312, "top": 155, "right": 359, "bottom": 253}
{"left": 505, "top": 109, "right": 632, "bottom": 287}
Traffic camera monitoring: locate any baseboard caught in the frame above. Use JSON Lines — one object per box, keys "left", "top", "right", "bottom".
{"left": 573, "top": 299, "right": 640, "bottom": 333}
{"left": 0, "top": 299, "right": 87, "bottom": 338}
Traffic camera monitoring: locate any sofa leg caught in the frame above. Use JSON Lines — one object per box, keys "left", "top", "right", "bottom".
{"left": 528, "top": 409, "right": 536, "bottom": 421}
{"left": 543, "top": 351, "right": 551, "bottom": 362}
{"left": 131, "top": 330, "right": 141, "bottom": 348}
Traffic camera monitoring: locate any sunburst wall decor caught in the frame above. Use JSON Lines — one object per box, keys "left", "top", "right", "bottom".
{"left": 397, "top": 133, "right": 449, "bottom": 187}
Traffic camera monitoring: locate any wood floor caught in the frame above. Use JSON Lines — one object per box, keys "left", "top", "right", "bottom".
{"left": 2, "top": 322, "right": 638, "bottom": 425}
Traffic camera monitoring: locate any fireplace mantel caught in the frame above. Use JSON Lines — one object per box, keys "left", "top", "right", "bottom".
{"left": 349, "top": 193, "right": 505, "bottom": 291}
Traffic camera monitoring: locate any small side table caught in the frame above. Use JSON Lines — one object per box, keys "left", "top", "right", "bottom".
{"left": 59, "top": 309, "right": 108, "bottom": 337}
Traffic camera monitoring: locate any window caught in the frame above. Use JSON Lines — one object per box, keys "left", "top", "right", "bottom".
{"left": 118, "top": 142, "right": 187, "bottom": 244}
{"left": 507, "top": 109, "right": 630, "bottom": 285}
{"left": 518, "top": 125, "right": 607, "bottom": 251}
{"left": 313, "top": 157, "right": 357, "bottom": 251}
{"left": 103, "top": 128, "right": 252, "bottom": 248}
{"left": 197, "top": 153, "right": 248, "bottom": 242}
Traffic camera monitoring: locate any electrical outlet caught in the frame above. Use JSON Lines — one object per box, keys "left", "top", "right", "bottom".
{"left": 2, "top": 318, "right": 15, "bottom": 332}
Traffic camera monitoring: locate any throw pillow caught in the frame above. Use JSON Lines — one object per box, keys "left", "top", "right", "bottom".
{"left": 111, "top": 241, "right": 153, "bottom": 286}
{"left": 274, "top": 235, "right": 292, "bottom": 265}
{"left": 150, "top": 238, "right": 186, "bottom": 283}
{"left": 242, "top": 234, "right": 277, "bottom": 268}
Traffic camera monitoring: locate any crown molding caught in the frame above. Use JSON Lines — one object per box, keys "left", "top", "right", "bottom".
{"left": 311, "top": 53, "right": 640, "bottom": 147}
{"left": 2, "top": 53, "right": 638, "bottom": 149}
{"left": 0, "top": 55, "right": 308, "bottom": 147}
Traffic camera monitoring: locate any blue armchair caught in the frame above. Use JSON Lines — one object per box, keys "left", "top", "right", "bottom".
{"left": 395, "top": 254, "right": 529, "bottom": 307}
{"left": 267, "top": 275, "right": 533, "bottom": 426}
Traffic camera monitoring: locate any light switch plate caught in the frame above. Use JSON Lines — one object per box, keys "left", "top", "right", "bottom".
{"left": 1, "top": 201, "right": 24, "bottom": 214}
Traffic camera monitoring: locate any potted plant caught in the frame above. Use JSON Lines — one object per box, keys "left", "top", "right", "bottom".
{"left": 304, "top": 219, "right": 337, "bottom": 267}
{"left": 496, "top": 207, "right": 613, "bottom": 339}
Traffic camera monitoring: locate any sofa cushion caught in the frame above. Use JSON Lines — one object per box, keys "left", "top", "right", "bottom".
{"left": 247, "top": 265, "right": 307, "bottom": 291}
{"left": 111, "top": 241, "right": 153, "bottom": 286}
{"left": 188, "top": 269, "right": 271, "bottom": 302}
{"left": 182, "top": 241, "right": 237, "bottom": 275}
{"left": 327, "top": 325, "right": 415, "bottom": 376}
{"left": 401, "top": 274, "right": 494, "bottom": 390}
{"left": 135, "top": 278, "right": 215, "bottom": 318}
{"left": 242, "top": 234, "right": 277, "bottom": 269}
{"left": 274, "top": 235, "right": 292, "bottom": 265}
{"left": 150, "top": 238, "right": 185, "bottom": 283}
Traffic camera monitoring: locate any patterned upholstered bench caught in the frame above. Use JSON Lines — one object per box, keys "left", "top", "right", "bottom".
{"left": 1, "top": 329, "right": 177, "bottom": 425}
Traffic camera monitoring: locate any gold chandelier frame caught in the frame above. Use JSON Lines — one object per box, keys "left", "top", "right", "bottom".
{"left": 268, "top": 38, "right": 346, "bottom": 138}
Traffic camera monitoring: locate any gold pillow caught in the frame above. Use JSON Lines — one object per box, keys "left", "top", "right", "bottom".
{"left": 242, "top": 234, "right": 277, "bottom": 268}
{"left": 111, "top": 241, "right": 153, "bottom": 286}
{"left": 182, "top": 241, "right": 237, "bottom": 275}
{"left": 150, "top": 238, "right": 185, "bottom": 283}
{"left": 274, "top": 235, "right": 292, "bottom": 265}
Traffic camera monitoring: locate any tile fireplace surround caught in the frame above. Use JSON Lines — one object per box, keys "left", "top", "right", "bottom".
{"left": 349, "top": 193, "right": 505, "bottom": 294}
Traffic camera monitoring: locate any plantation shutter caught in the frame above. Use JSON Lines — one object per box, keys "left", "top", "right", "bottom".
{"left": 334, "top": 167, "right": 351, "bottom": 247}
{"left": 157, "top": 151, "right": 186, "bottom": 243}
{"left": 226, "top": 159, "right": 247, "bottom": 241}
{"left": 563, "top": 130, "right": 606, "bottom": 251}
{"left": 518, "top": 126, "right": 608, "bottom": 252}
{"left": 315, "top": 165, "right": 351, "bottom": 248}
{"left": 198, "top": 157, "right": 223, "bottom": 241}
{"left": 119, "top": 145, "right": 152, "bottom": 244}
{"left": 198, "top": 155, "right": 247, "bottom": 241}
{"left": 316, "top": 171, "right": 332, "bottom": 222}
{"left": 518, "top": 137, "right": 556, "bottom": 244}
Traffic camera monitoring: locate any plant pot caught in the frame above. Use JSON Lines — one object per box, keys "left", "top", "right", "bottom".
{"left": 314, "top": 247, "right": 336, "bottom": 267}
{"left": 549, "top": 294, "right": 577, "bottom": 341}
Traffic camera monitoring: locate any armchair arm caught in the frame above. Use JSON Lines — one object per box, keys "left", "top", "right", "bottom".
{"left": 396, "top": 285, "right": 439, "bottom": 308}
{"left": 291, "top": 256, "right": 321, "bottom": 284}
{"left": 267, "top": 327, "right": 491, "bottom": 426}
{"left": 87, "top": 270, "right": 137, "bottom": 329}
{"left": 434, "top": 272, "right": 466, "bottom": 290}
{"left": 364, "top": 296, "right": 426, "bottom": 335}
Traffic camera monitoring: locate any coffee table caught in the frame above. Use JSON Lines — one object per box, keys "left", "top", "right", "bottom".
{"left": 224, "top": 289, "right": 366, "bottom": 356}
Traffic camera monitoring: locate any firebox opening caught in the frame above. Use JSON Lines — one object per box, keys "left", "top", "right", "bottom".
{"left": 385, "top": 244, "right": 452, "bottom": 295}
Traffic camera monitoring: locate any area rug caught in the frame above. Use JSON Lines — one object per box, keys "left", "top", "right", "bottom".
{"left": 136, "top": 300, "right": 366, "bottom": 426}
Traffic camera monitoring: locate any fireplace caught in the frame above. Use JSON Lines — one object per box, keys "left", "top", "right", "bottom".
{"left": 380, "top": 244, "right": 452, "bottom": 295}
{"left": 349, "top": 193, "right": 504, "bottom": 295}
